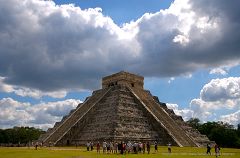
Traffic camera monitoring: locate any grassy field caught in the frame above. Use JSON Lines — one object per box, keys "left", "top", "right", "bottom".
{"left": 0, "top": 146, "right": 239, "bottom": 158}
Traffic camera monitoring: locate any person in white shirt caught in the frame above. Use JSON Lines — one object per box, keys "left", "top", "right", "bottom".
{"left": 168, "top": 142, "right": 172, "bottom": 153}
{"left": 102, "top": 140, "right": 107, "bottom": 154}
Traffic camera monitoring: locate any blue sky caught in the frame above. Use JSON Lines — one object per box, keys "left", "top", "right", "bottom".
{"left": 54, "top": 0, "right": 173, "bottom": 25}
{"left": 0, "top": 0, "right": 240, "bottom": 130}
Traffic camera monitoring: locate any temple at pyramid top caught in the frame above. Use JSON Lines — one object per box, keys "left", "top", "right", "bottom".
{"left": 102, "top": 71, "right": 144, "bottom": 89}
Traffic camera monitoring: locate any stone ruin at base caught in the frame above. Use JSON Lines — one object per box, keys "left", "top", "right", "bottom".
{"left": 39, "top": 71, "right": 211, "bottom": 147}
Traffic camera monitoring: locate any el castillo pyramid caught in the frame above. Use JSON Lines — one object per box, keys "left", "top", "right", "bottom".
{"left": 39, "top": 71, "right": 211, "bottom": 147}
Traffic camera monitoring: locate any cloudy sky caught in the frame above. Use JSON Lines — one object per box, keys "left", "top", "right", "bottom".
{"left": 0, "top": 0, "right": 240, "bottom": 130}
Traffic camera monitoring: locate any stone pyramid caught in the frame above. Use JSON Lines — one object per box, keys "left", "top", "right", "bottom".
{"left": 39, "top": 71, "right": 211, "bottom": 147}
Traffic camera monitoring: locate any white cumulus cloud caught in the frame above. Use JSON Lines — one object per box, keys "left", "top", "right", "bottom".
{"left": 220, "top": 110, "right": 240, "bottom": 126}
{"left": 190, "top": 77, "right": 240, "bottom": 125}
{"left": 209, "top": 68, "right": 228, "bottom": 76}
{"left": 166, "top": 77, "right": 240, "bottom": 126}
{"left": 200, "top": 77, "right": 240, "bottom": 103}
{"left": 0, "top": 97, "right": 81, "bottom": 130}
{"left": 167, "top": 103, "right": 194, "bottom": 121}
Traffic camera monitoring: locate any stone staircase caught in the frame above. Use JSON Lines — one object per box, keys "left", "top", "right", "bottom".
{"left": 40, "top": 88, "right": 111, "bottom": 146}
{"left": 129, "top": 87, "right": 198, "bottom": 147}
{"left": 114, "top": 86, "right": 160, "bottom": 141}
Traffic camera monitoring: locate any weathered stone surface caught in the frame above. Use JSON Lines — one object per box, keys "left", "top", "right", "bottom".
{"left": 39, "top": 71, "right": 211, "bottom": 147}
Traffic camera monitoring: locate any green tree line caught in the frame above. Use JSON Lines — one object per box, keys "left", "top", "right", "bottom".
{"left": 187, "top": 118, "right": 240, "bottom": 148}
{"left": 0, "top": 127, "right": 45, "bottom": 145}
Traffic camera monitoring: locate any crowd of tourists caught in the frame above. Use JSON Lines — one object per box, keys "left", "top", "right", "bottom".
{"left": 86, "top": 141, "right": 172, "bottom": 154}
{"left": 86, "top": 141, "right": 222, "bottom": 156}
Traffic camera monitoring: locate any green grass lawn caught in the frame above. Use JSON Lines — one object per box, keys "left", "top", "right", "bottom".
{"left": 0, "top": 146, "right": 239, "bottom": 158}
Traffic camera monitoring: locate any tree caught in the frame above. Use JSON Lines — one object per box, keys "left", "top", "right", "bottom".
{"left": 186, "top": 118, "right": 201, "bottom": 129}
{"left": 0, "top": 127, "right": 45, "bottom": 145}
{"left": 0, "top": 129, "right": 5, "bottom": 143}
{"left": 209, "top": 126, "right": 238, "bottom": 147}
{"left": 237, "top": 123, "right": 240, "bottom": 136}
{"left": 198, "top": 121, "right": 219, "bottom": 136}
{"left": 198, "top": 121, "right": 239, "bottom": 147}
{"left": 186, "top": 119, "right": 240, "bottom": 148}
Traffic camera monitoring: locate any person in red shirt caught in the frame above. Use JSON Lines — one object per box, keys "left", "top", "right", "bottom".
{"left": 96, "top": 142, "right": 100, "bottom": 154}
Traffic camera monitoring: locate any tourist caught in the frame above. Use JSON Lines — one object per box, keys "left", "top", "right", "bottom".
{"left": 110, "top": 141, "right": 113, "bottom": 153}
{"left": 118, "top": 142, "right": 122, "bottom": 154}
{"left": 114, "top": 142, "right": 118, "bottom": 153}
{"left": 214, "top": 144, "right": 220, "bottom": 157}
{"left": 96, "top": 142, "right": 100, "bottom": 153}
{"left": 168, "top": 142, "right": 172, "bottom": 153}
{"left": 133, "top": 142, "right": 137, "bottom": 154}
{"left": 90, "top": 142, "right": 93, "bottom": 151}
{"left": 142, "top": 142, "right": 146, "bottom": 154}
{"left": 120, "top": 142, "right": 124, "bottom": 155}
{"left": 127, "top": 141, "right": 132, "bottom": 153}
{"left": 154, "top": 141, "right": 158, "bottom": 153}
{"left": 123, "top": 142, "right": 126, "bottom": 154}
{"left": 86, "top": 142, "right": 90, "bottom": 151}
{"left": 206, "top": 143, "right": 211, "bottom": 155}
{"left": 139, "top": 142, "right": 142, "bottom": 153}
{"left": 35, "top": 142, "right": 38, "bottom": 150}
{"left": 102, "top": 140, "right": 107, "bottom": 154}
{"left": 120, "top": 142, "right": 124, "bottom": 154}
{"left": 107, "top": 142, "right": 110, "bottom": 153}
{"left": 147, "top": 142, "right": 150, "bottom": 154}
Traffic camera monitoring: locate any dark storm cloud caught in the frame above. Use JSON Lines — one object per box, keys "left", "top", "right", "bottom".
{"left": 188, "top": 0, "right": 240, "bottom": 59}
{"left": 0, "top": 0, "right": 133, "bottom": 91}
{"left": 133, "top": 0, "right": 240, "bottom": 77}
{"left": 0, "top": 0, "right": 240, "bottom": 92}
